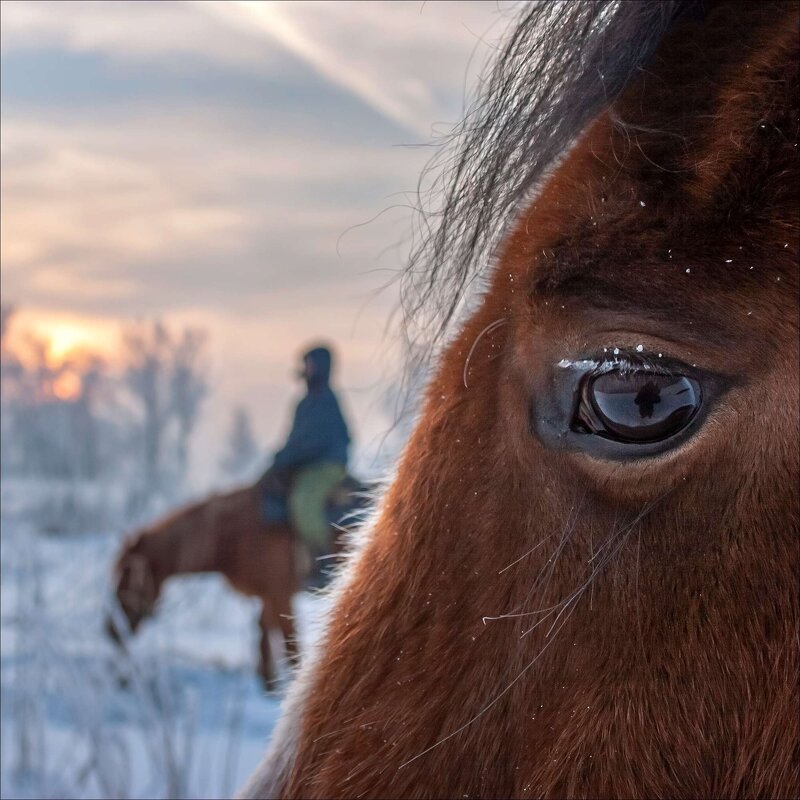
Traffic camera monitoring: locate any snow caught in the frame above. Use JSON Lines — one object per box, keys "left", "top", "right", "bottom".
{"left": 556, "top": 359, "right": 598, "bottom": 370}
{"left": 1, "top": 478, "right": 329, "bottom": 799}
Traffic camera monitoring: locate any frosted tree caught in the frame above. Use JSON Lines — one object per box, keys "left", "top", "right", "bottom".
{"left": 9, "top": 334, "right": 60, "bottom": 476}
{"left": 0, "top": 305, "right": 112, "bottom": 482}
{"left": 123, "top": 322, "right": 172, "bottom": 488}
{"left": 220, "top": 405, "right": 260, "bottom": 480}
{"left": 0, "top": 304, "right": 19, "bottom": 472}
{"left": 1, "top": 302, "right": 15, "bottom": 348}
{"left": 68, "top": 353, "right": 107, "bottom": 478}
{"left": 122, "top": 321, "right": 209, "bottom": 497}
{"left": 170, "top": 328, "right": 208, "bottom": 477}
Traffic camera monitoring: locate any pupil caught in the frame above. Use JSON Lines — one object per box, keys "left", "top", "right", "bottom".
{"left": 588, "top": 371, "right": 701, "bottom": 442}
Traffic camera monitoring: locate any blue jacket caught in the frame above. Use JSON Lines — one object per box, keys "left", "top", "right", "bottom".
{"left": 272, "top": 347, "right": 350, "bottom": 470}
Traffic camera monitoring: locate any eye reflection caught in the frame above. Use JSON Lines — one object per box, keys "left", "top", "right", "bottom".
{"left": 575, "top": 369, "right": 701, "bottom": 443}
{"left": 634, "top": 380, "right": 661, "bottom": 419}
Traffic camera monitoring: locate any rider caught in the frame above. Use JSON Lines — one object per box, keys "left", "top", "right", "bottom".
{"left": 261, "top": 345, "right": 351, "bottom": 559}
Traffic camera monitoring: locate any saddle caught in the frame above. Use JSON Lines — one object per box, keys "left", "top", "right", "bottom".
{"left": 259, "top": 471, "right": 369, "bottom": 532}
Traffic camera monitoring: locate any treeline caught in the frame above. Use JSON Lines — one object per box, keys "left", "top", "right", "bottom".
{"left": 0, "top": 305, "right": 219, "bottom": 522}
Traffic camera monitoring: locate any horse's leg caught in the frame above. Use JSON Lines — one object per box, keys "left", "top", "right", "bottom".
{"left": 257, "top": 602, "right": 278, "bottom": 692}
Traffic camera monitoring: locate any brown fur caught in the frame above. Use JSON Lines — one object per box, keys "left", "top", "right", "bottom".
{"left": 251, "top": 2, "right": 800, "bottom": 797}
{"left": 108, "top": 484, "right": 298, "bottom": 688}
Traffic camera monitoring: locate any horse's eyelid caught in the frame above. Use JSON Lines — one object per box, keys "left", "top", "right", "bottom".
{"left": 585, "top": 355, "right": 677, "bottom": 378}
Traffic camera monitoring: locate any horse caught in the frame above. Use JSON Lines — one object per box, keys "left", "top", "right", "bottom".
{"left": 107, "top": 479, "right": 361, "bottom": 689}
{"left": 243, "top": 1, "right": 799, "bottom": 797}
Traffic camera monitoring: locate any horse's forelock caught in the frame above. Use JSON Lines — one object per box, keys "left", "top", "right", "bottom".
{"left": 402, "top": 0, "right": 698, "bottom": 352}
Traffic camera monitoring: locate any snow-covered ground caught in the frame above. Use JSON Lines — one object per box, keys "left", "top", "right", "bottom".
{"left": 0, "top": 479, "right": 329, "bottom": 799}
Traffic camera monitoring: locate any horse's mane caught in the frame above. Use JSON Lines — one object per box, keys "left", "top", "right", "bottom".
{"left": 402, "top": 0, "right": 701, "bottom": 350}
{"left": 120, "top": 485, "right": 255, "bottom": 559}
{"left": 144, "top": 497, "right": 210, "bottom": 538}
{"left": 114, "top": 504, "right": 203, "bottom": 569}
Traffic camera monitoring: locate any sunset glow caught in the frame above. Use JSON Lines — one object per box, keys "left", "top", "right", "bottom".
{"left": 7, "top": 313, "right": 116, "bottom": 367}
{"left": 41, "top": 321, "right": 101, "bottom": 361}
{"left": 1, "top": 0, "right": 501, "bottom": 477}
{"left": 51, "top": 370, "right": 83, "bottom": 401}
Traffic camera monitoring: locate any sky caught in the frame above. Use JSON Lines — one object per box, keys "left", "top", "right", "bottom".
{"left": 1, "top": 0, "right": 519, "bottom": 482}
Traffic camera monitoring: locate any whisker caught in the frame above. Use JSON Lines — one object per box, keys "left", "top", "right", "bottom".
{"left": 399, "top": 591, "right": 582, "bottom": 771}
{"left": 497, "top": 535, "right": 551, "bottom": 574}
{"left": 462, "top": 318, "right": 507, "bottom": 388}
{"left": 401, "top": 489, "right": 675, "bottom": 769}
{"left": 504, "top": 494, "right": 587, "bottom": 621}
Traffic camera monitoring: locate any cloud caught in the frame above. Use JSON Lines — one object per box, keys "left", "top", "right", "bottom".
{"left": 202, "top": 2, "right": 421, "bottom": 134}
{"left": 1, "top": 111, "right": 422, "bottom": 318}
{"left": 0, "top": 1, "right": 522, "bottom": 474}
{"left": 2, "top": 0, "right": 519, "bottom": 135}
{"left": 199, "top": 0, "right": 519, "bottom": 135}
{"left": 0, "top": 0, "right": 285, "bottom": 71}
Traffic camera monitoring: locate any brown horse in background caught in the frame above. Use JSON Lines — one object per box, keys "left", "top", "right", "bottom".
{"left": 244, "top": 1, "right": 799, "bottom": 798}
{"left": 108, "top": 483, "right": 299, "bottom": 689}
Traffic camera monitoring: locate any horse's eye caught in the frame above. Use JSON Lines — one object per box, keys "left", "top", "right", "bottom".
{"left": 574, "top": 370, "right": 701, "bottom": 443}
